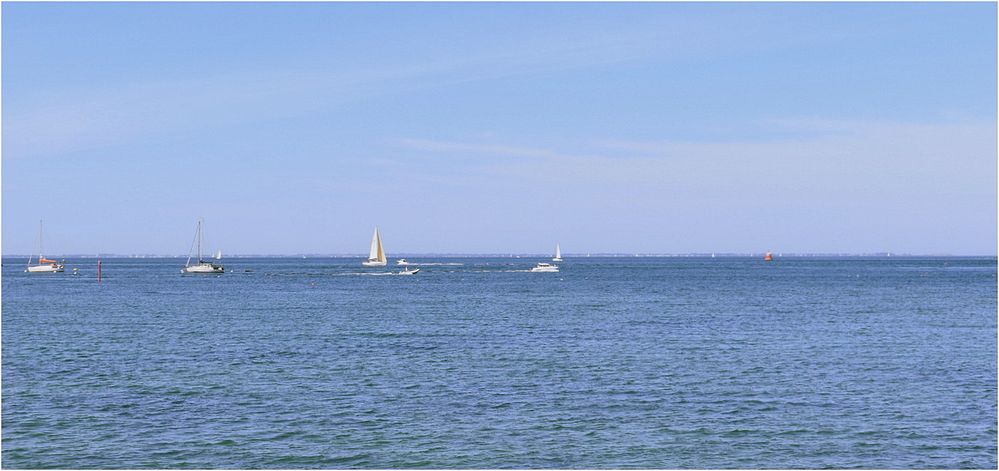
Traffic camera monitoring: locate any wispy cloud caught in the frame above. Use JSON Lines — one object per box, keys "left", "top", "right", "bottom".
{"left": 397, "top": 138, "right": 605, "bottom": 162}
{"left": 4, "top": 27, "right": 676, "bottom": 160}
{"left": 396, "top": 118, "right": 998, "bottom": 193}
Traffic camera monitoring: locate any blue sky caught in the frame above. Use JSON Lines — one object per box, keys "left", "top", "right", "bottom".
{"left": 3, "top": 2, "right": 996, "bottom": 255}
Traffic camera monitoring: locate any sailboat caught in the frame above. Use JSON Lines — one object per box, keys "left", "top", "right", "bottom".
{"left": 552, "top": 243, "right": 563, "bottom": 262}
{"left": 25, "top": 220, "right": 65, "bottom": 273}
{"left": 215, "top": 250, "right": 222, "bottom": 260}
{"left": 362, "top": 227, "right": 388, "bottom": 267}
{"left": 181, "top": 218, "right": 224, "bottom": 274}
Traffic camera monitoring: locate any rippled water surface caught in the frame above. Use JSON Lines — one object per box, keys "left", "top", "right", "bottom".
{"left": 3, "top": 256, "right": 996, "bottom": 468}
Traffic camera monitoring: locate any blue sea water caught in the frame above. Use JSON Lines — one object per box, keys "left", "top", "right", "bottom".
{"left": 2, "top": 256, "right": 996, "bottom": 468}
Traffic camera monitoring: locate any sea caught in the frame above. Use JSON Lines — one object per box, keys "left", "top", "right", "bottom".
{"left": 2, "top": 256, "right": 996, "bottom": 468}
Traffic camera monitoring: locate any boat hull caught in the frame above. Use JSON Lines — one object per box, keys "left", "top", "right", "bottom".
{"left": 181, "top": 263, "right": 224, "bottom": 274}
{"left": 531, "top": 263, "right": 559, "bottom": 273}
{"left": 362, "top": 261, "right": 387, "bottom": 267}
{"left": 26, "top": 264, "right": 64, "bottom": 273}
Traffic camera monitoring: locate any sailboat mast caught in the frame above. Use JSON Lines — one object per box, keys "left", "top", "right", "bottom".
{"left": 38, "top": 219, "right": 44, "bottom": 258}
{"left": 197, "top": 219, "right": 203, "bottom": 262}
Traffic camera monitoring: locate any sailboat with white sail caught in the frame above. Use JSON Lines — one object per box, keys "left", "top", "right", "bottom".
{"left": 362, "top": 227, "right": 388, "bottom": 267}
{"left": 552, "top": 243, "right": 563, "bottom": 262}
{"left": 181, "top": 218, "right": 224, "bottom": 274}
{"left": 25, "top": 220, "right": 64, "bottom": 273}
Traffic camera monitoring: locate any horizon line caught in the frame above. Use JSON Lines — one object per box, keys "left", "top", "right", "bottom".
{"left": 2, "top": 252, "right": 996, "bottom": 258}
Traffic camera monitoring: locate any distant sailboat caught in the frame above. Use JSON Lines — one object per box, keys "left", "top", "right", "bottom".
{"left": 26, "top": 220, "right": 64, "bottom": 273}
{"left": 552, "top": 243, "right": 563, "bottom": 262}
{"left": 181, "top": 218, "right": 224, "bottom": 274}
{"left": 362, "top": 227, "right": 388, "bottom": 267}
{"left": 215, "top": 250, "right": 222, "bottom": 260}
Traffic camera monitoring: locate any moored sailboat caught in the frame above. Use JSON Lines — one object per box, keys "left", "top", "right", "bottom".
{"left": 552, "top": 243, "right": 563, "bottom": 262}
{"left": 26, "top": 220, "right": 64, "bottom": 273}
{"left": 181, "top": 218, "right": 224, "bottom": 274}
{"left": 362, "top": 227, "right": 388, "bottom": 267}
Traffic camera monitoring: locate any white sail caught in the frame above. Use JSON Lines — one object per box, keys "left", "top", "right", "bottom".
{"left": 368, "top": 228, "right": 380, "bottom": 260}
{"left": 215, "top": 250, "right": 222, "bottom": 260}
{"left": 363, "top": 227, "right": 388, "bottom": 266}
{"left": 553, "top": 243, "right": 562, "bottom": 262}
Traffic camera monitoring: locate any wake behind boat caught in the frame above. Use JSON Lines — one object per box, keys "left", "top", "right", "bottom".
{"left": 25, "top": 220, "right": 64, "bottom": 273}
{"left": 181, "top": 218, "right": 224, "bottom": 274}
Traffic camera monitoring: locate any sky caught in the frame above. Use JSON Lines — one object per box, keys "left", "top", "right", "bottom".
{"left": 2, "top": 2, "right": 996, "bottom": 255}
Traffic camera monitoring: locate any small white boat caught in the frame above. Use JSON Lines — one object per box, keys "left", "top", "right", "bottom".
{"left": 25, "top": 220, "right": 65, "bottom": 273}
{"left": 182, "top": 218, "right": 224, "bottom": 274}
{"left": 396, "top": 259, "right": 410, "bottom": 266}
{"left": 397, "top": 267, "right": 420, "bottom": 275}
{"left": 26, "top": 260, "right": 64, "bottom": 273}
{"left": 530, "top": 262, "right": 559, "bottom": 273}
{"left": 362, "top": 227, "right": 388, "bottom": 267}
{"left": 552, "top": 243, "right": 562, "bottom": 262}
{"left": 182, "top": 263, "right": 224, "bottom": 274}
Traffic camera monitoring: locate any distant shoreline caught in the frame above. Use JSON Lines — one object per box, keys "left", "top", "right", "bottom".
{"left": 2, "top": 253, "right": 996, "bottom": 259}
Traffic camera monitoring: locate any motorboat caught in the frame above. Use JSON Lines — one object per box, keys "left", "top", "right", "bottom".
{"left": 530, "top": 262, "right": 559, "bottom": 273}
